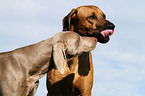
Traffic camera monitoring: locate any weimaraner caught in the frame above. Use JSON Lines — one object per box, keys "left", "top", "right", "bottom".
{"left": 0, "top": 31, "right": 97, "bottom": 96}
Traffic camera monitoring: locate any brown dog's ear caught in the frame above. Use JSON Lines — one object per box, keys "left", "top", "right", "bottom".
{"left": 63, "top": 9, "right": 77, "bottom": 31}
{"left": 53, "top": 43, "right": 67, "bottom": 74}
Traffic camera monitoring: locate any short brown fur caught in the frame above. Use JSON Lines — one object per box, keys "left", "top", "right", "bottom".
{"left": 47, "top": 5, "right": 115, "bottom": 96}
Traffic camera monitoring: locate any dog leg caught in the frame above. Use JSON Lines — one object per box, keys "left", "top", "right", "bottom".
{"left": 27, "top": 80, "right": 39, "bottom": 96}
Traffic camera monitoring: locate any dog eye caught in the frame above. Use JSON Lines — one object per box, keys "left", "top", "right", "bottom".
{"left": 88, "top": 13, "right": 97, "bottom": 19}
{"left": 89, "top": 15, "right": 95, "bottom": 19}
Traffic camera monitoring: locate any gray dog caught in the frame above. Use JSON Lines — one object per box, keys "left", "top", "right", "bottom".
{"left": 0, "top": 31, "right": 97, "bottom": 96}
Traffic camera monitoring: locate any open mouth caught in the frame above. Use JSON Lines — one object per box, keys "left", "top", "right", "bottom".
{"left": 96, "top": 29, "right": 114, "bottom": 43}
{"left": 78, "top": 28, "right": 114, "bottom": 43}
{"left": 100, "top": 29, "right": 114, "bottom": 38}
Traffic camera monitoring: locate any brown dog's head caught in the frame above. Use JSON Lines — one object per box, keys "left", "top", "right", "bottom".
{"left": 63, "top": 5, "right": 115, "bottom": 43}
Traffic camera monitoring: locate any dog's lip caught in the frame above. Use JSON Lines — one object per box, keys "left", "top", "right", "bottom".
{"left": 100, "top": 29, "right": 114, "bottom": 38}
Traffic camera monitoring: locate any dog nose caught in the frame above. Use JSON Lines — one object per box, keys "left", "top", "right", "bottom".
{"left": 104, "top": 21, "right": 115, "bottom": 30}
{"left": 109, "top": 23, "right": 115, "bottom": 29}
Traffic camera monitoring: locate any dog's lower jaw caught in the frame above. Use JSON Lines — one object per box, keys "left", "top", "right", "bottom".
{"left": 98, "top": 36, "right": 110, "bottom": 43}
{"left": 91, "top": 31, "right": 110, "bottom": 43}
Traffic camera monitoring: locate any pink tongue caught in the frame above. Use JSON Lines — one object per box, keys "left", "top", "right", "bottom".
{"left": 100, "top": 30, "right": 114, "bottom": 38}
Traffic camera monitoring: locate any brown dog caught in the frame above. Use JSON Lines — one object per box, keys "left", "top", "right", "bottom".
{"left": 47, "top": 5, "right": 115, "bottom": 96}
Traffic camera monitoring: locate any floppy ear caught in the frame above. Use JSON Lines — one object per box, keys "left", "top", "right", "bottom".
{"left": 63, "top": 9, "right": 77, "bottom": 31}
{"left": 53, "top": 43, "right": 67, "bottom": 74}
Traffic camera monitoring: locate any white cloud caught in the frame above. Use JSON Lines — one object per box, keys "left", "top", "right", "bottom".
{"left": 92, "top": 55, "right": 145, "bottom": 96}
{"left": 0, "top": 0, "right": 45, "bottom": 13}
{"left": 94, "top": 49, "right": 145, "bottom": 64}
{"left": 92, "top": 81, "right": 145, "bottom": 96}
{"left": 91, "top": 46, "right": 145, "bottom": 96}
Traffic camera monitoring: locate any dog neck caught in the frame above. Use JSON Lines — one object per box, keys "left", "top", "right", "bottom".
{"left": 12, "top": 38, "right": 53, "bottom": 76}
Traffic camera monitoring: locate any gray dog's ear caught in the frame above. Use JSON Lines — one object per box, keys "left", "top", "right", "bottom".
{"left": 63, "top": 9, "right": 77, "bottom": 31}
{"left": 53, "top": 43, "right": 67, "bottom": 74}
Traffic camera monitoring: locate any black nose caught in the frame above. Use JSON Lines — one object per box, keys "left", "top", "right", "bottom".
{"left": 105, "top": 21, "right": 115, "bottom": 30}
{"left": 109, "top": 23, "right": 115, "bottom": 29}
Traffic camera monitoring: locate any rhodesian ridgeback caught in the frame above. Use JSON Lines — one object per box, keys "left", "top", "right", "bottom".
{"left": 0, "top": 31, "right": 97, "bottom": 96}
{"left": 47, "top": 5, "right": 115, "bottom": 96}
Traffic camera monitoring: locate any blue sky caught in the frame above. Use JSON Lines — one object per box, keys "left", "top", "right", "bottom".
{"left": 0, "top": 0, "right": 145, "bottom": 96}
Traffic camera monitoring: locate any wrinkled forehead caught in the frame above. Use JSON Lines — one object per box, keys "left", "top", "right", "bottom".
{"left": 76, "top": 6, "right": 105, "bottom": 18}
